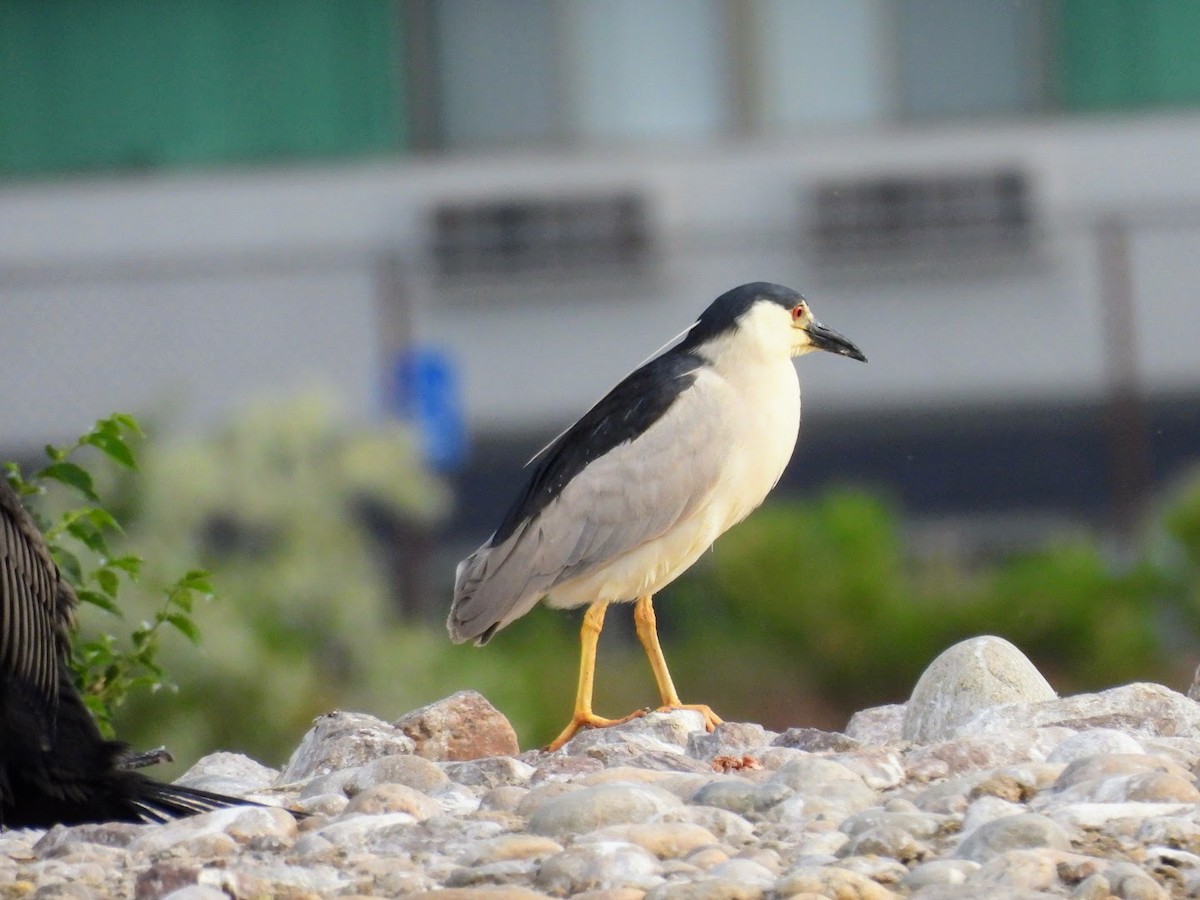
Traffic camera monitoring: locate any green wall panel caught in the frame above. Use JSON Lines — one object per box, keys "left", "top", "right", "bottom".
{"left": 1060, "top": 0, "right": 1200, "bottom": 110}
{"left": 0, "top": 0, "right": 404, "bottom": 177}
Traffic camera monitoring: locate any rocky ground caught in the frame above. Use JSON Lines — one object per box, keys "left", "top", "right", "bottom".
{"left": 5, "top": 635, "right": 1200, "bottom": 899}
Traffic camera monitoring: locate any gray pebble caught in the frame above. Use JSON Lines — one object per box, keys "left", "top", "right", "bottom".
{"left": 531, "top": 753, "right": 605, "bottom": 783}
{"left": 657, "top": 804, "right": 755, "bottom": 844}
{"left": 515, "top": 780, "right": 583, "bottom": 816}
{"left": 347, "top": 753, "right": 449, "bottom": 794}
{"left": 844, "top": 703, "right": 907, "bottom": 745}
{"left": 841, "top": 807, "right": 946, "bottom": 840}
{"left": 310, "top": 812, "right": 418, "bottom": 850}
{"left": 529, "top": 783, "right": 682, "bottom": 838}
{"left": 1049, "top": 753, "right": 1199, "bottom": 804}
{"left": 129, "top": 806, "right": 297, "bottom": 856}
{"left": 769, "top": 756, "right": 872, "bottom": 792}
{"left": 1072, "top": 873, "right": 1113, "bottom": 900}
{"left": 768, "top": 778, "right": 879, "bottom": 825}
{"left": 13, "top": 679, "right": 1200, "bottom": 900}
{"left": 535, "top": 841, "right": 664, "bottom": 894}
{"left": 970, "top": 847, "right": 1061, "bottom": 891}
{"left": 444, "top": 858, "right": 540, "bottom": 888}
{"left": 280, "top": 710, "right": 416, "bottom": 782}
{"left": 689, "top": 778, "right": 791, "bottom": 818}
{"left": 791, "top": 829, "right": 851, "bottom": 859}
{"left": 774, "top": 864, "right": 897, "bottom": 899}
{"left": 903, "top": 857, "right": 981, "bottom": 888}
{"left": 479, "top": 785, "right": 530, "bottom": 812}
{"left": 175, "top": 752, "right": 279, "bottom": 797}
{"left": 562, "top": 709, "right": 707, "bottom": 755}
{"left": 1047, "top": 728, "right": 1145, "bottom": 763}
{"left": 842, "top": 824, "right": 927, "bottom": 862}
{"left": 442, "top": 755, "right": 536, "bottom": 789}
{"left": 297, "top": 767, "right": 358, "bottom": 799}
{"left": 965, "top": 682, "right": 1200, "bottom": 738}
{"left": 961, "top": 795, "right": 1027, "bottom": 835}
{"left": 834, "top": 748, "right": 906, "bottom": 791}
{"left": 456, "top": 834, "right": 564, "bottom": 867}
{"left": 161, "top": 889, "right": 228, "bottom": 900}
{"left": 342, "top": 783, "right": 440, "bottom": 819}
{"left": 771, "top": 727, "right": 860, "bottom": 752}
{"left": 956, "top": 813, "right": 1072, "bottom": 862}
{"left": 686, "top": 722, "right": 775, "bottom": 760}
{"left": 645, "top": 876, "right": 765, "bottom": 900}
{"left": 578, "top": 822, "right": 719, "bottom": 859}
{"left": 903, "top": 636, "right": 1056, "bottom": 744}
{"left": 1107, "top": 861, "right": 1169, "bottom": 900}
{"left": 707, "top": 857, "right": 774, "bottom": 885}
{"left": 295, "top": 791, "right": 349, "bottom": 817}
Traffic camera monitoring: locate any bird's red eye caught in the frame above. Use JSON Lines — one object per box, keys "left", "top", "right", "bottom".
{"left": 791, "top": 304, "right": 805, "bottom": 321}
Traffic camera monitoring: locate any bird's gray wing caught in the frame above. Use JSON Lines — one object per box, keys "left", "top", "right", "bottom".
{"left": 451, "top": 374, "right": 730, "bottom": 641}
{"left": 0, "top": 481, "right": 74, "bottom": 712}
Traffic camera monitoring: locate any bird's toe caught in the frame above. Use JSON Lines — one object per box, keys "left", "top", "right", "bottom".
{"left": 656, "top": 703, "right": 724, "bottom": 732}
{"left": 545, "top": 707, "right": 650, "bottom": 752}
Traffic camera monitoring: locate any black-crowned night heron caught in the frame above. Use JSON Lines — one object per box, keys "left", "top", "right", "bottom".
{"left": 448, "top": 282, "right": 866, "bottom": 750}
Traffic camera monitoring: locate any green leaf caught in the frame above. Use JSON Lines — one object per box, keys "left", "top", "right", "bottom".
{"left": 96, "top": 568, "right": 120, "bottom": 598}
{"left": 165, "top": 613, "right": 201, "bottom": 644}
{"left": 37, "top": 462, "right": 98, "bottom": 501}
{"left": 77, "top": 588, "right": 121, "bottom": 615}
{"left": 66, "top": 519, "right": 109, "bottom": 556}
{"left": 80, "top": 507, "right": 122, "bottom": 534}
{"left": 107, "top": 413, "right": 144, "bottom": 437}
{"left": 51, "top": 546, "right": 83, "bottom": 584}
{"left": 83, "top": 431, "right": 138, "bottom": 470}
{"left": 167, "top": 587, "right": 194, "bottom": 614}
{"left": 58, "top": 507, "right": 121, "bottom": 534}
{"left": 108, "top": 555, "right": 143, "bottom": 577}
{"left": 178, "top": 570, "right": 214, "bottom": 593}
{"left": 4, "top": 462, "right": 31, "bottom": 493}
{"left": 10, "top": 411, "right": 209, "bottom": 730}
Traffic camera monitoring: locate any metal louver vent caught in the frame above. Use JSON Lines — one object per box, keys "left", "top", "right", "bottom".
{"left": 431, "top": 193, "right": 650, "bottom": 279}
{"left": 811, "top": 169, "right": 1033, "bottom": 265}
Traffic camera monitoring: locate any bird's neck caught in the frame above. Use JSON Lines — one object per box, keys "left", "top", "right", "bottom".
{"left": 696, "top": 330, "right": 797, "bottom": 384}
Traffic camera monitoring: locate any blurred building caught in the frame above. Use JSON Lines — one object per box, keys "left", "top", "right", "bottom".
{"left": 1, "top": 0, "right": 1199, "bottom": 540}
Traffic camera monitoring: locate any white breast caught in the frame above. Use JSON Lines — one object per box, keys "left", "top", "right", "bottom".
{"left": 698, "top": 347, "right": 801, "bottom": 536}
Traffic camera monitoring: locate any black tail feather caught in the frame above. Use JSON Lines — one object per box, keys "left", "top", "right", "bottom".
{"left": 0, "top": 481, "right": 300, "bottom": 830}
{"left": 126, "top": 780, "right": 271, "bottom": 825}
{"left": 2, "top": 671, "right": 298, "bottom": 829}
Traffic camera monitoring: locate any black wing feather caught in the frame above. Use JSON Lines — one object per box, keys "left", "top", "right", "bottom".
{"left": 490, "top": 348, "right": 703, "bottom": 546}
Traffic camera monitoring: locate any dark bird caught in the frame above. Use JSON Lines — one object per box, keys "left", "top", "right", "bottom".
{"left": 0, "top": 478, "right": 267, "bottom": 827}
{"left": 449, "top": 282, "right": 866, "bottom": 749}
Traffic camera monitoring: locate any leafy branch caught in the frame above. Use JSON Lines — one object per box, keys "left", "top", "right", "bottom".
{"left": 4, "top": 414, "right": 212, "bottom": 735}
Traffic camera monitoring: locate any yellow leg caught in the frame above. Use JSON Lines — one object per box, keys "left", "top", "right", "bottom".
{"left": 546, "top": 600, "right": 645, "bottom": 751}
{"left": 634, "top": 595, "right": 723, "bottom": 731}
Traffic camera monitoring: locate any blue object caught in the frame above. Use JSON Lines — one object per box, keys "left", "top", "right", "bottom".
{"left": 388, "top": 347, "right": 468, "bottom": 472}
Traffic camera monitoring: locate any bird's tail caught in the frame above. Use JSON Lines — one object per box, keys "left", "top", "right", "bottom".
{"left": 126, "top": 777, "right": 280, "bottom": 824}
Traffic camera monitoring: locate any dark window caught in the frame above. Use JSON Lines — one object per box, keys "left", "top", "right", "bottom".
{"left": 431, "top": 194, "right": 650, "bottom": 279}
{"left": 811, "top": 170, "right": 1033, "bottom": 264}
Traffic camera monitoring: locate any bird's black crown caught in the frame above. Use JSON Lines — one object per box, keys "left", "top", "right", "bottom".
{"left": 681, "top": 282, "right": 803, "bottom": 349}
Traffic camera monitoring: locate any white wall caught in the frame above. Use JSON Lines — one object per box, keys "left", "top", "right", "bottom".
{"left": 2, "top": 113, "right": 1199, "bottom": 448}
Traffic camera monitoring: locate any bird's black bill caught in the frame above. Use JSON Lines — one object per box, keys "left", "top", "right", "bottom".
{"left": 805, "top": 321, "right": 867, "bottom": 362}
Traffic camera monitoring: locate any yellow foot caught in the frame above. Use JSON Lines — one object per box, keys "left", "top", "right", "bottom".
{"left": 545, "top": 708, "right": 648, "bottom": 752}
{"left": 655, "top": 704, "right": 724, "bottom": 732}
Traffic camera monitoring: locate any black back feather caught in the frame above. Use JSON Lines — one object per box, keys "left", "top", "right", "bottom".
{"left": 490, "top": 349, "right": 704, "bottom": 547}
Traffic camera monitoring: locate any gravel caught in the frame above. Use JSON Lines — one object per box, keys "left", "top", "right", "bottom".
{"left": 4, "top": 638, "right": 1199, "bottom": 898}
